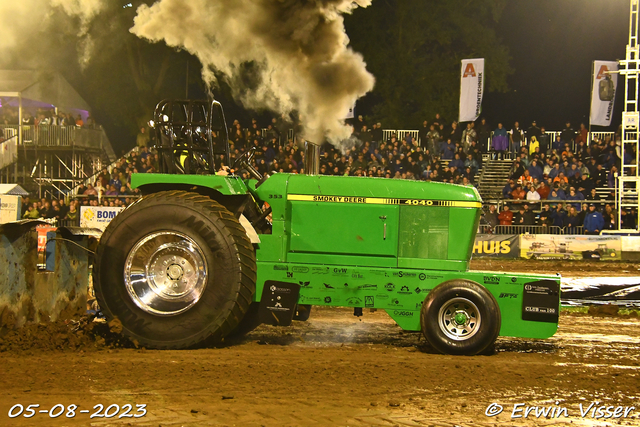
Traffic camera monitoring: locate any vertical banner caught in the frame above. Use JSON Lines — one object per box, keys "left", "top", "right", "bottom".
{"left": 590, "top": 60, "right": 619, "bottom": 126}
{"left": 459, "top": 58, "right": 485, "bottom": 123}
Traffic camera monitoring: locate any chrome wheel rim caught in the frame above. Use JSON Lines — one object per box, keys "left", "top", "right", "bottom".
{"left": 124, "top": 231, "right": 208, "bottom": 316}
{"left": 438, "top": 297, "right": 481, "bottom": 341}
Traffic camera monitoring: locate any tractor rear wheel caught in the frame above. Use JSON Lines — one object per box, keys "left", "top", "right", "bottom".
{"left": 224, "top": 302, "right": 262, "bottom": 340}
{"left": 420, "top": 280, "right": 501, "bottom": 355}
{"left": 94, "top": 190, "right": 256, "bottom": 349}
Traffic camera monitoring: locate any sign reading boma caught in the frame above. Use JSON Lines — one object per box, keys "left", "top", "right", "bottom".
{"left": 80, "top": 206, "right": 123, "bottom": 231}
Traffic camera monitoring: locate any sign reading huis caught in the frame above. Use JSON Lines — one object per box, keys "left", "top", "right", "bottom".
{"left": 80, "top": 206, "right": 123, "bottom": 231}
{"left": 472, "top": 234, "right": 520, "bottom": 258}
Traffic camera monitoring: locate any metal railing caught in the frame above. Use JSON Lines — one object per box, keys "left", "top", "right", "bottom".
{"left": 0, "top": 124, "right": 116, "bottom": 162}
{"left": 478, "top": 224, "right": 585, "bottom": 235}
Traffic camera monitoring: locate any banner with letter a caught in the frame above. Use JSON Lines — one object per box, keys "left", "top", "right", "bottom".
{"left": 590, "top": 60, "right": 619, "bottom": 126}
{"left": 459, "top": 58, "right": 485, "bottom": 123}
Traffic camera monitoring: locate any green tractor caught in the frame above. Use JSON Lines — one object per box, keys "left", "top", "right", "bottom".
{"left": 94, "top": 99, "right": 560, "bottom": 355}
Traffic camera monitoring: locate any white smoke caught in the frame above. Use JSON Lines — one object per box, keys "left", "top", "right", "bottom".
{"left": 50, "top": 0, "right": 106, "bottom": 67}
{"left": 0, "top": 0, "right": 106, "bottom": 68}
{"left": 131, "top": 0, "right": 375, "bottom": 147}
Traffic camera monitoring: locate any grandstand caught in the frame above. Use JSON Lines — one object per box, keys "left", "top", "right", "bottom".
{"left": 0, "top": 70, "right": 116, "bottom": 199}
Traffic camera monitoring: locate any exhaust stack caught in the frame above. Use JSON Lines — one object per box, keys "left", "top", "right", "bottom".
{"left": 304, "top": 141, "right": 320, "bottom": 175}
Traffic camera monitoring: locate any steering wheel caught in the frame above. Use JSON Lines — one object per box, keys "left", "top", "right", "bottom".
{"left": 233, "top": 146, "right": 256, "bottom": 170}
{"left": 232, "top": 146, "right": 263, "bottom": 180}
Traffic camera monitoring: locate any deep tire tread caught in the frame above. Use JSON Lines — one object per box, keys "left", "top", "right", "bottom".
{"left": 94, "top": 191, "right": 257, "bottom": 350}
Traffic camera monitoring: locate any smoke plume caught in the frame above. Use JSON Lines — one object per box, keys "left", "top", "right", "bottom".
{"left": 0, "top": 0, "right": 106, "bottom": 68}
{"left": 131, "top": 0, "right": 375, "bottom": 147}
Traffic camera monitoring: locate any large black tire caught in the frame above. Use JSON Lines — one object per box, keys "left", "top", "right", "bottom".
{"left": 94, "top": 190, "right": 256, "bottom": 349}
{"left": 420, "top": 280, "right": 501, "bottom": 356}
{"left": 224, "top": 302, "right": 262, "bottom": 340}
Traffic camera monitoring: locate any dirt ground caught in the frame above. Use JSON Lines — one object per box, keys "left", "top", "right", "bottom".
{"left": 1, "top": 260, "right": 640, "bottom": 427}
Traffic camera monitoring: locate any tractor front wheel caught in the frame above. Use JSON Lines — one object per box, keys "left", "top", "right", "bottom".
{"left": 420, "top": 280, "right": 501, "bottom": 355}
{"left": 94, "top": 191, "right": 256, "bottom": 349}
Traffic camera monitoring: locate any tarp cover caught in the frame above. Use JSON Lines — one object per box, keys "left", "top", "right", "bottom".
{"left": 0, "top": 70, "right": 91, "bottom": 113}
{"left": 0, "top": 183, "right": 29, "bottom": 196}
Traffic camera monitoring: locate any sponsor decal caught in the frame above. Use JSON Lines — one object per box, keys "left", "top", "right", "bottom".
{"left": 323, "top": 283, "right": 335, "bottom": 289}
{"left": 385, "top": 283, "right": 396, "bottom": 292}
{"left": 393, "top": 310, "right": 414, "bottom": 317}
{"left": 287, "top": 272, "right": 294, "bottom": 278}
{"left": 414, "top": 287, "right": 432, "bottom": 294}
{"left": 525, "top": 306, "right": 556, "bottom": 314}
{"left": 299, "top": 295, "right": 322, "bottom": 303}
{"left": 398, "top": 285, "right": 412, "bottom": 295}
{"left": 298, "top": 281, "right": 311, "bottom": 288}
{"left": 499, "top": 293, "right": 519, "bottom": 299}
{"left": 273, "top": 265, "right": 288, "bottom": 271}
{"left": 292, "top": 266, "right": 309, "bottom": 273}
{"left": 376, "top": 294, "right": 390, "bottom": 300}
{"left": 358, "top": 284, "right": 378, "bottom": 290}
{"left": 270, "top": 285, "right": 291, "bottom": 294}
{"left": 390, "top": 298, "right": 401, "bottom": 306}
{"left": 351, "top": 272, "right": 364, "bottom": 279}
{"left": 312, "top": 267, "right": 330, "bottom": 275}
{"left": 324, "top": 296, "right": 332, "bottom": 303}
{"left": 415, "top": 302, "right": 423, "bottom": 309}
{"left": 393, "top": 271, "right": 417, "bottom": 278}
{"left": 484, "top": 276, "right": 500, "bottom": 285}
{"left": 419, "top": 273, "right": 426, "bottom": 281}
{"left": 332, "top": 267, "right": 348, "bottom": 276}
{"left": 369, "top": 270, "right": 389, "bottom": 277}
{"left": 365, "top": 296, "right": 374, "bottom": 308}
{"left": 346, "top": 297, "right": 362, "bottom": 306}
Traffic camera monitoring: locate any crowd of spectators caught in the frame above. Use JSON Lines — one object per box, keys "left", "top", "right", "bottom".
{"left": 222, "top": 114, "right": 484, "bottom": 186}
{"left": 487, "top": 119, "right": 638, "bottom": 232}
{"left": 16, "top": 111, "right": 637, "bottom": 233}
{"left": 0, "top": 105, "right": 100, "bottom": 143}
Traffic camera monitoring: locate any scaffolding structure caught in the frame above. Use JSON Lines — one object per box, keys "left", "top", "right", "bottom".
{"left": 618, "top": 0, "right": 640, "bottom": 232}
{"left": 0, "top": 125, "right": 115, "bottom": 199}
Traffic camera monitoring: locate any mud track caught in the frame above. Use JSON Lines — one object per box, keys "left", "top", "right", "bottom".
{"left": 0, "top": 260, "right": 638, "bottom": 426}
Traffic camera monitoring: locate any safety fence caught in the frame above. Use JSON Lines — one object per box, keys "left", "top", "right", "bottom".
{"left": 478, "top": 224, "right": 585, "bottom": 235}
{"left": 379, "top": 129, "right": 615, "bottom": 153}
{"left": 0, "top": 124, "right": 115, "bottom": 161}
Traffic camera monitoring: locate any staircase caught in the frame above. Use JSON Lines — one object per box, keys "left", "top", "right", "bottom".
{"left": 477, "top": 159, "right": 513, "bottom": 201}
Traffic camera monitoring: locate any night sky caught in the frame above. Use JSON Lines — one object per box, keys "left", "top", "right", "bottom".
{"left": 481, "top": 0, "right": 630, "bottom": 132}
{"left": 140, "top": 1, "right": 633, "bottom": 138}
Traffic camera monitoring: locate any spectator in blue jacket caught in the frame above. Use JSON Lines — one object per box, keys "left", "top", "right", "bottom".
{"left": 583, "top": 204, "right": 604, "bottom": 235}
{"left": 550, "top": 203, "right": 567, "bottom": 227}
{"left": 566, "top": 187, "right": 585, "bottom": 210}
{"left": 441, "top": 138, "right": 455, "bottom": 160}
{"left": 502, "top": 180, "right": 516, "bottom": 199}
{"left": 449, "top": 153, "right": 464, "bottom": 169}
{"left": 527, "top": 160, "right": 543, "bottom": 181}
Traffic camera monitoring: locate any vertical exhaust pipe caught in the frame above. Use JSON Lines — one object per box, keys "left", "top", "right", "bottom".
{"left": 304, "top": 141, "right": 320, "bottom": 175}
